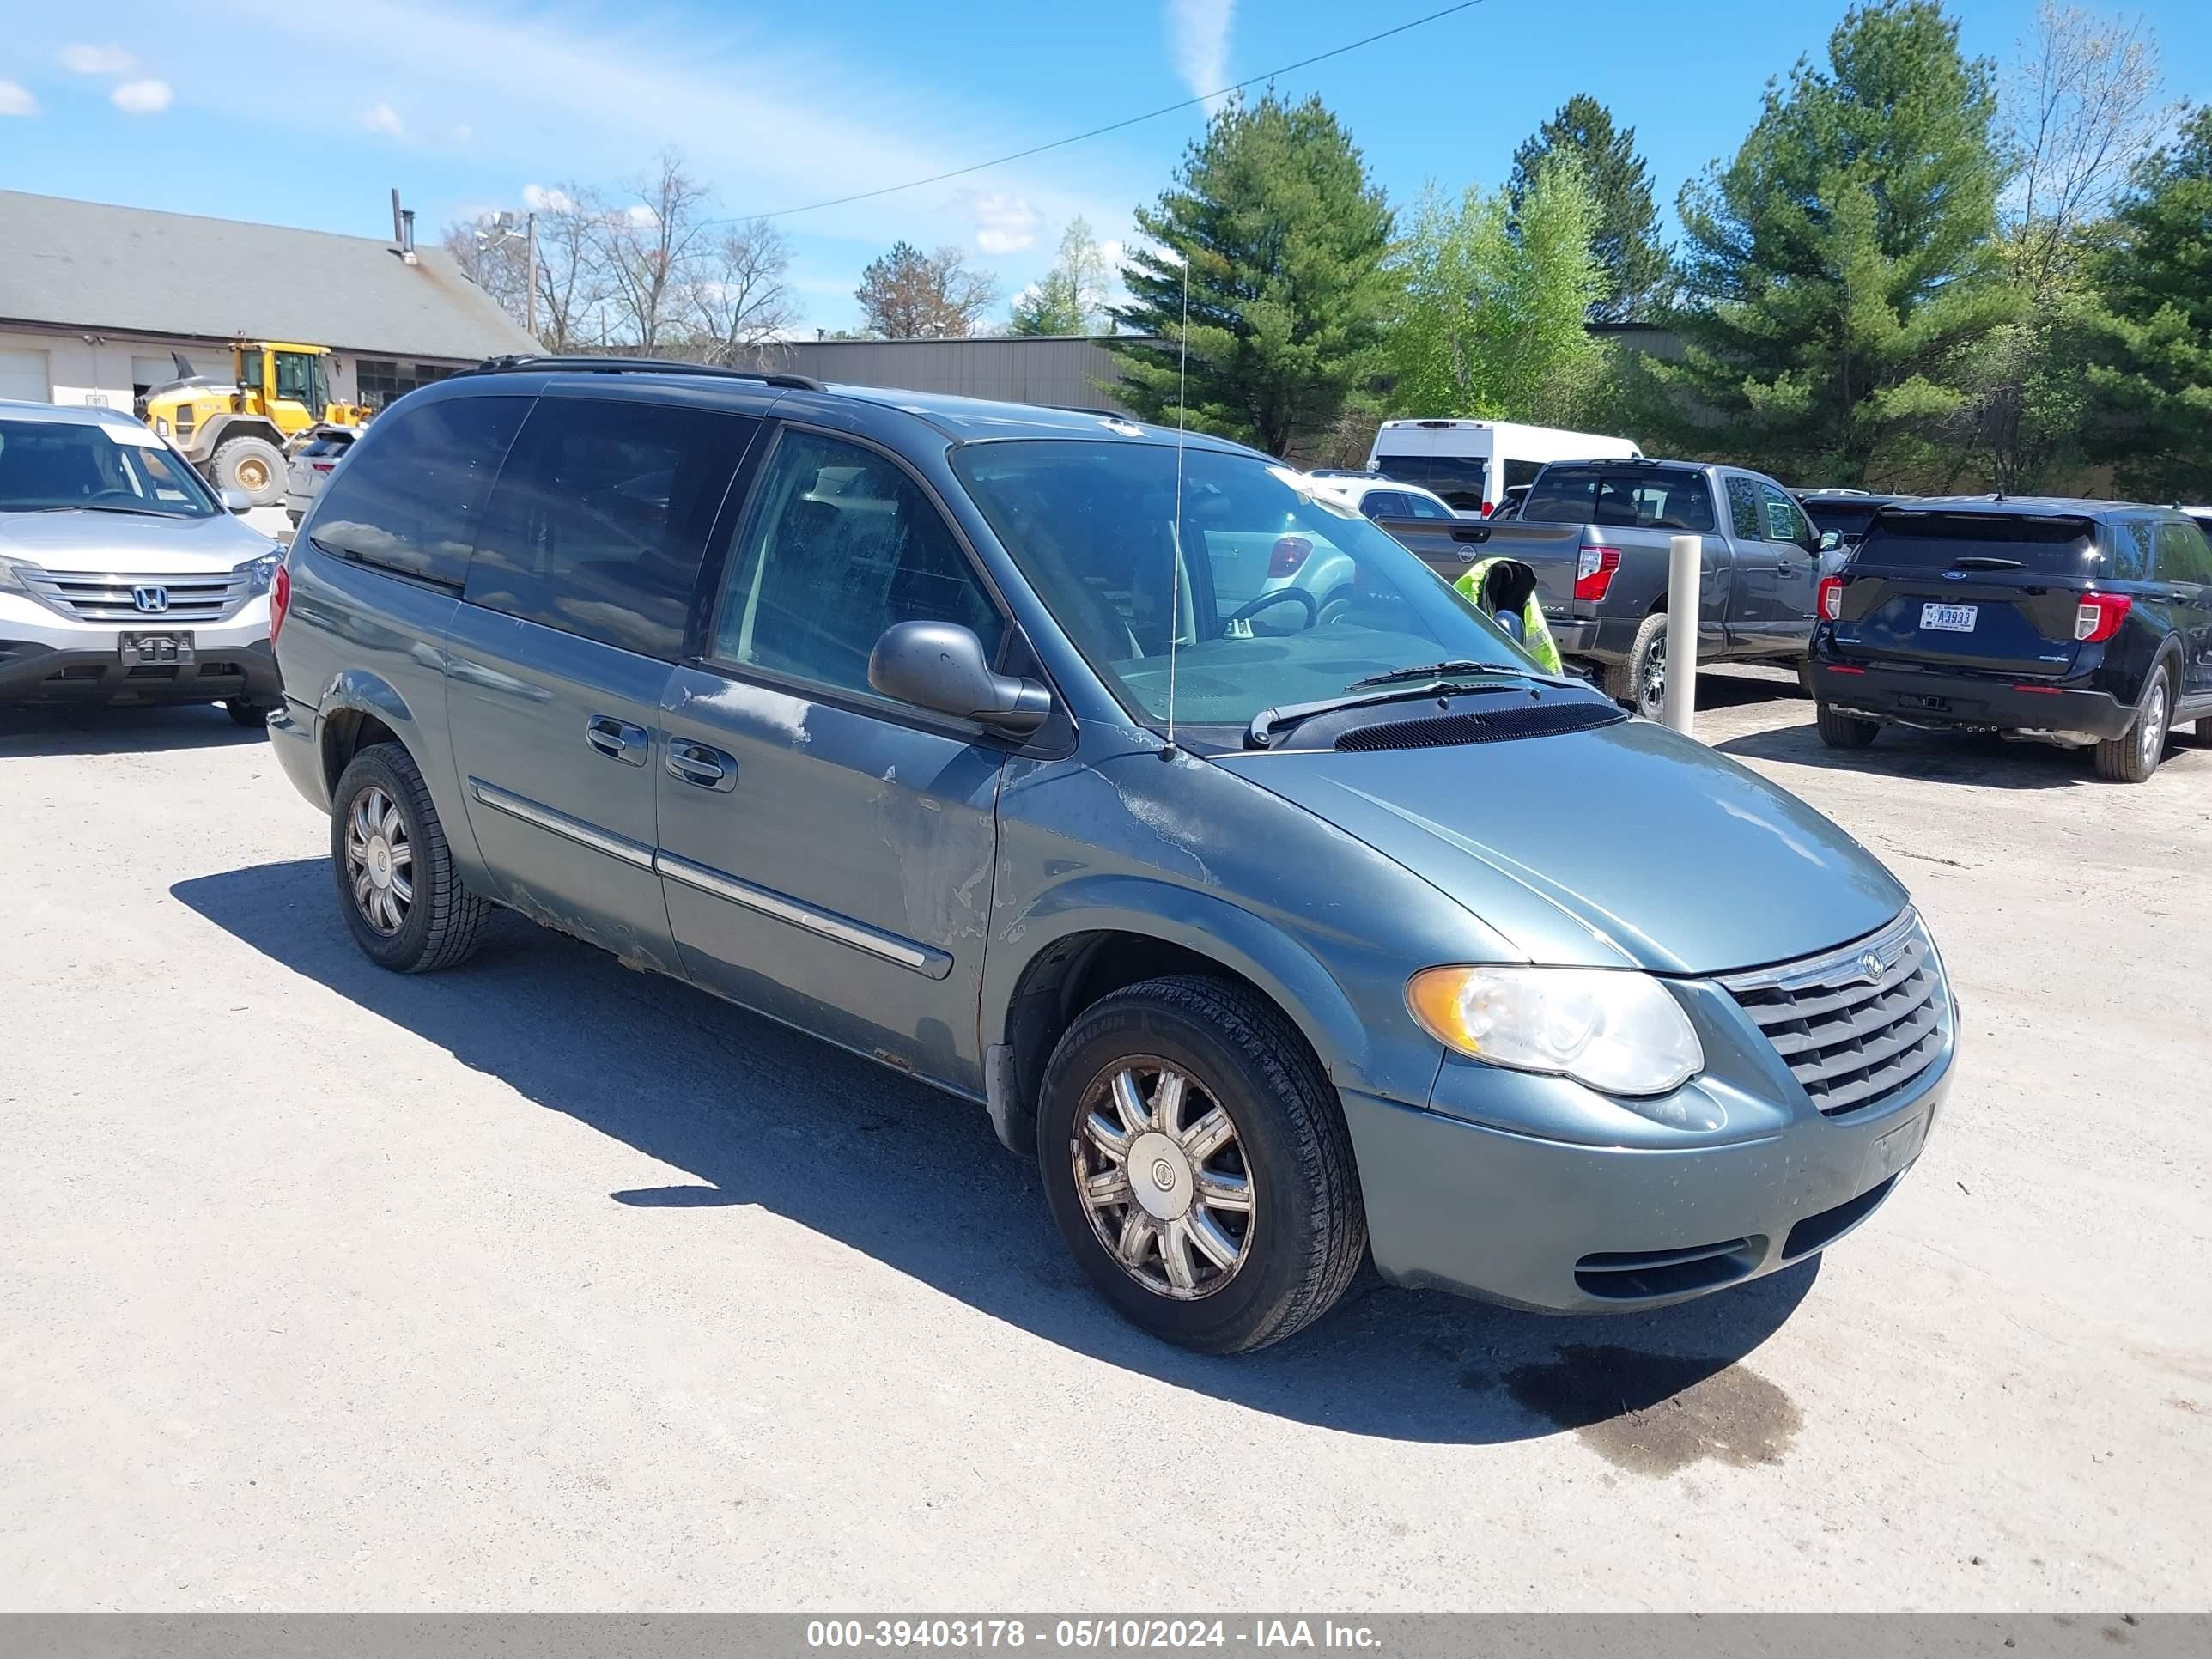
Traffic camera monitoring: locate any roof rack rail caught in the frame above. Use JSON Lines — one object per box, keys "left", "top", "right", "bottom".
{"left": 471, "top": 355, "right": 826, "bottom": 392}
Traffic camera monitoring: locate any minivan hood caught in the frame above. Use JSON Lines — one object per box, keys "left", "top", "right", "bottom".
{"left": 1212, "top": 719, "right": 1906, "bottom": 975}
{"left": 0, "top": 508, "right": 276, "bottom": 574}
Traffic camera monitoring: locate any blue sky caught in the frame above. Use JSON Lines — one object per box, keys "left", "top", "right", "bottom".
{"left": 3, "top": 0, "right": 2206, "bottom": 334}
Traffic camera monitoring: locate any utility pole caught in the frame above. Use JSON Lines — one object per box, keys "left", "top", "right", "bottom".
{"left": 525, "top": 210, "right": 538, "bottom": 342}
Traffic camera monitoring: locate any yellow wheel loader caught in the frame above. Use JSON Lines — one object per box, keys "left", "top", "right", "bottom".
{"left": 139, "top": 343, "right": 368, "bottom": 507}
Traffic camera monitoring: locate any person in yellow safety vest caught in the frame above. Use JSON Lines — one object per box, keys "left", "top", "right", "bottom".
{"left": 1453, "top": 556, "right": 1563, "bottom": 674}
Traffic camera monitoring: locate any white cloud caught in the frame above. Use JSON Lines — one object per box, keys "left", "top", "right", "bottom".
{"left": 0, "top": 80, "right": 36, "bottom": 117}
{"left": 358, "top": 100, "right": 405, "bottom": 137}
{"left": 522, "top": 184, "right": 578, "bottom": 213}
{"left": 960, "top": 190, "right": 1042, "bottom": 256}
{"left": 1164, "top": 0, "right": 1236, "bottom": 110}
{"left": 625, "top": 202, "right": 660, "bottom": 227}
{"left": 59, "top": 44, "right": 138, "bottom": 76}
{"left": 110, "top": 79, "right": 173, "bottom": 114}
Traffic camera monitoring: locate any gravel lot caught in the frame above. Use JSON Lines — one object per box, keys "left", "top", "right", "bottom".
{"left": 2, "top": 671, "right": 2207, "bottom": 1612}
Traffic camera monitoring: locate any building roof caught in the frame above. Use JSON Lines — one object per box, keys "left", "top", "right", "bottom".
{"left": 0, "top": 189, "right": 539, "bottom": 361}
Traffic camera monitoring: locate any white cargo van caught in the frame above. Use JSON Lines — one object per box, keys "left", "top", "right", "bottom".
{"left": 1367, "top": 419, "right": 1642, "bottom": 516}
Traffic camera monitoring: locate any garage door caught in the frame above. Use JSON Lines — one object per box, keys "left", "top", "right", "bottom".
{"left": 0, "top": 347, "right": 52, "bottom": 404}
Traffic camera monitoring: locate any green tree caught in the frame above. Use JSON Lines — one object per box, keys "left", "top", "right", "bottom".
{"left": 1388, "top": 158, "right": 1605, "bottom": 422}
{"left": 1011, "top": 217, "right": 1111, "bottom": 336}
{"left": 1508, "top": 94, "right": 1671, "bottom": 322}
{"left": 1109, "top": 93, "right": 1394, "bottom": 457}
{"left": 1650, "top": 1, "right": 2019, "bottom": 486}
{"left": 2083, "top": 106, "right": 2212, "bottom": 501}
{"left": 856, "top": 240, "right": 998, "bottom": 339}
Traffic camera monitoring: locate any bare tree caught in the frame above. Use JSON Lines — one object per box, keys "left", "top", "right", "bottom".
{"left": 689, "top": 218, "right": 799, "bottom": 364}
{"left": 441, "top": 216, "right": 532, "bottom": 330}
{"left": 855, "top": 241, "right": 1000, "bottom": 339}
{"left": 594, "top": 151, "right": 716, "bottom": 352}
{"left": 529, "top": 184, "right": 614, "bottom": 353}
{"left": 2003, "top": 2, "right": 2175, "bottom": 295}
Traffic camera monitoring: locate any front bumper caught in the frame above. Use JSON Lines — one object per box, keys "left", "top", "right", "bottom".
{"left": 0, "top": 635, "right": 280, "bottom": 707}
{"left": 1808, "top": 658, "right": 2135, "bottom": 741}
{"left": 1340, "top": 966, "right": 1957, "bottom": 1313}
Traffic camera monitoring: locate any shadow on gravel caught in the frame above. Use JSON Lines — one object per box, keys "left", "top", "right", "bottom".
{"left": 173, "top": 856, "right": 1818, "bottom": 1452}
{"left": 0, "top": 702, "right": 263, "bottom": 757}
{"left": 1713, "top": 720, "right": 2111, "bottom": 789}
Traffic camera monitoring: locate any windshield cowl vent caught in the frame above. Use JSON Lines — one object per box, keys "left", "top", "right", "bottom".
{"left": 1333, "top": 701, "right": 1626, "bottom": 751}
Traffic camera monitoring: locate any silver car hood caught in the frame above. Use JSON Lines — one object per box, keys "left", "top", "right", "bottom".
{"left": 0, "top": 508, "right": 276, "bottom": 574}
{"left": 1212, "top": 717, "right": 1908, "bottom": 975}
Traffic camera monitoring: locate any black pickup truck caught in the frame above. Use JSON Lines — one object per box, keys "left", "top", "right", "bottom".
{"left": 1376, "top": 457, "right": 1838, "bottom": 718}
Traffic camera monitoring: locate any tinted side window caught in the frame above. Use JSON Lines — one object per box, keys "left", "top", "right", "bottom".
{"left": 1501, "top": 458, "right": 1546, "bottom": 491}
{"left": 465, "top": 398, "right": 756, "bottom": 659}
{"left": 1401, "top": 491, "right": 1452, "bottom": 520}
{"left": 2107, "top": 521, "right": 2155, "bottom": 582}
{"left": 1360, "top": 491, "right": 1407, "bottom": 521}
{"left": 712, "top": 429, "right": 1004, "bottom": 699}
{"left": 1758, "top": 481, "right": 1814, "bottom": 548}
{"left": 310, "top": 393, "right": 526, "bottom": 587}
{"left": 1724, "top": 476, "right": 1762, "bottom": 540}
{"left": 1374, "top": 453, "right": 1489, "bottom": 512}
{"left": 2156, "top": 519, "right": 2212, "bottom": 585}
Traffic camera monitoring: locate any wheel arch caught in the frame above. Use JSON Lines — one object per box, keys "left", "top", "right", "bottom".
{"left": 316, "top": 670, "right": 424, "bottom": 799}
{"left": 202, "top": 414, "right": 289, "bottom": 455}
{"left": 986, "top": 879, "right": 1375, "bottom": 1147}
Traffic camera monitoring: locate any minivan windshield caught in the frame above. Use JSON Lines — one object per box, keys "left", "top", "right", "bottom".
{"left": 0, "top": 417, "right": 218, "bottom": 518}
{"left": 954, "top": 441, "right": 1533, "bottom": 733}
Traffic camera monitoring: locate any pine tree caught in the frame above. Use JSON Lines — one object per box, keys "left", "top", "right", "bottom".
{"left": 1649, "top": 2, "right": 2019, "bottom": 485}
{"left": 1109, "top": 93, "right": 1394, "bottom": 458}
{"left": 1508, "top": 94, "right": 1670, "bottom": 322}
{"left": 2084, "top": 106, "right": 2212, "bottom": 501}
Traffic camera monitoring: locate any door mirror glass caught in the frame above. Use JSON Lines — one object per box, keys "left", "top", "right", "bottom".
{"left": 1820, "top": 529, "right": 1842, "bottom": 551}
{"left": 868, "top": 620, "right": 1050, "bottom": 735}
{"left": 218, "top": 485, "right": 252, "bottom": 514}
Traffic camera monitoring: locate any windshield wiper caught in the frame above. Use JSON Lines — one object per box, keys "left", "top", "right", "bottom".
{"left": 1346, "top": 659, "right": 1503, "bottom": 690}
{"left": 1946, "top": 556, "right": 2024, "bottom": 571}
{"left": 67, "top": 503, "right": 176, "bottom": 518}
{"left": 1246, "top": 680, "right": 1528, "bottom": 750}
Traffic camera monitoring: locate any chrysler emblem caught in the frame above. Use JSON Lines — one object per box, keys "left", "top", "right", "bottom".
{"left": 131, "top": 585, "right": 171, "bottom": 614}
{"left": 1857, "top": 951, "right": 1886, "bottom": 983}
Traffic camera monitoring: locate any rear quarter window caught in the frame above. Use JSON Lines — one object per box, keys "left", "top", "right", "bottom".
{"left": 1857, "top": 512, "right": 2100, "bottom": 576}
{"left": 308, "top": 394, "right": 527, "bottom": 587}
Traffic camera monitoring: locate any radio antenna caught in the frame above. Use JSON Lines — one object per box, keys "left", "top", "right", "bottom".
{"left": 1164, "top": 251, "right": 1189, "bottom": 758}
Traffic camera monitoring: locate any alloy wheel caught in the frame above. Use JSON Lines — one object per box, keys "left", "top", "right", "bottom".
{"left": 2140, "top": 678, "right": 2168, "bottom": 770}
{"left": 1638, "top": 634, "right": 1667, "bottom": 720}
{"left": 1073, "top": 1060, "right": 1254, "bottom": 1300}
{"left": 343, "top": 784, "right": 414, "bottom": 936}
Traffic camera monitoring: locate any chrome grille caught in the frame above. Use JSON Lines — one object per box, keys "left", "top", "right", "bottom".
{"left": 1722, "top": 910, "right": 1948, "bottom": 1117}
{"left": 19, "top": 568, "right": 250, "bottom": 623}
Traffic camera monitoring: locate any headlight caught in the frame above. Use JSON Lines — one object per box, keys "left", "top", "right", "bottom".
{"left": 1407, "top": 964, "right": 1705, "bottom": 1097}
{"left": 0, "top": 551, "right": 45, "bottom": 595}
{"left": 235, "top": 551, "right": 282, "bottom": 594}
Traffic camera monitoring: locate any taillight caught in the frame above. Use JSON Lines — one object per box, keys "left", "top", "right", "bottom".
{"left": 311, "top": 460, "right": 335, "bottom": 474}
{"left": 270, "top": 561, "right": 291, "bottom": 644}
{"left": 1480, "top": 501, "right": 1495, "bottom": 517}
{"left": 1267, "top": 535, "right": 1311, "bottom": 578}
{"left": 1819, "top": 575, "right": 1844, "bottom": 620}
{"left": 2074, "top": 592, "right": 2130, "bottom": 643}
{"left": 1572, "top": 544, "right": 1621, "bottom": 602}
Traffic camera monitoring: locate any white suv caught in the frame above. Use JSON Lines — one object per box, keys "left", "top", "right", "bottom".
{"left": 1304, "top": 471, "right": 1463, "bottom": 524}
{"left": 0, "top": 400, "right": 283, "bottom": 722}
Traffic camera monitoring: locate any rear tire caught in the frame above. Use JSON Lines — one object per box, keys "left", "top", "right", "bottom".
{"left": 2094, "top": 666, "right": 2171, "bottom": 784}
{"left": 1036, "top": 975, "right": 1366, "bottom": 1353}
{"left": 331, "top": 741, "right": 492, "bottom": 972}
{"left": 224, "top": 697, "right": 273, "bottom": 728}
{"left": 2194, "top": 716, "right": 2211, "bottom": 744}
{"left": 1815, "top": 702, "right": 1881, "bottom": 749}
{"left": 1602, "top": 611, "right": 1669, "bottom": 720}
{"left": 211, "top": 434, "right": 286, "bottom": 507}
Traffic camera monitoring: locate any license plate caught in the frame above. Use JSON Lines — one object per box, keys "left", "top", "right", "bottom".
{"left": 119, "top": 631, "right": 194, "bottom": 665}
{"left": 1868, "top": 1112, "right": 1927, "bottom": 1182}
{"left": 1919, "top": 603, "right": 1977, "bottom": 633}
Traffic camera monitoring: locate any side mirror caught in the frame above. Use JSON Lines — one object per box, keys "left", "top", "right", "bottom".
{"left": 219, "top": 487, "right": 252, "bottom": 514}
{"left": 1819, "top": 529, "right": 1842, "bottom": 552}
{"left": 868, "top": 621, "right": 1051, "bottom": 737}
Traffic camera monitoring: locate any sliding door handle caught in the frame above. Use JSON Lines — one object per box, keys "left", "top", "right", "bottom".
{"left": 586, "top": 714, "right": 650, "bottom": 765}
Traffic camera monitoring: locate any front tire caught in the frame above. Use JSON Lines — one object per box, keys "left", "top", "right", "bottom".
{"left": 331, "top": 742, "right": 492, "bottom": 972}
{"left": 211, "top": 434, "right": 286, "bottom": 506}
{"left": 1036, "top": 975, "right": 1366, "bottom": 1353}
{"left": 2094, "top": 666, "right": 2171, "bottom": 783}
{"left": 1602, "top": 611, "right": 1669, "bottom": 720}
{"left": 1815, "top": 702, "right": 1881, "bottom": 749}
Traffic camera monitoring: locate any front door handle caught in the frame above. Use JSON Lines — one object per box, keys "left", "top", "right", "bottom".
{"left": 666, "top": 738, "right": 735, "bottom": 791}
{"left": 586, "top": 714, "right": 650, "bottom": 765}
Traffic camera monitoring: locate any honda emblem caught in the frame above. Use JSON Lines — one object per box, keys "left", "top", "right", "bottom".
{"left": 131, "top": 586, "right": 170, "bottom": 614}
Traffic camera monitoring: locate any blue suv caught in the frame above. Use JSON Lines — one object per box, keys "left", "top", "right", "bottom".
{"left": 268, "top": 358, "right": 1956, "bottom": 1351}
